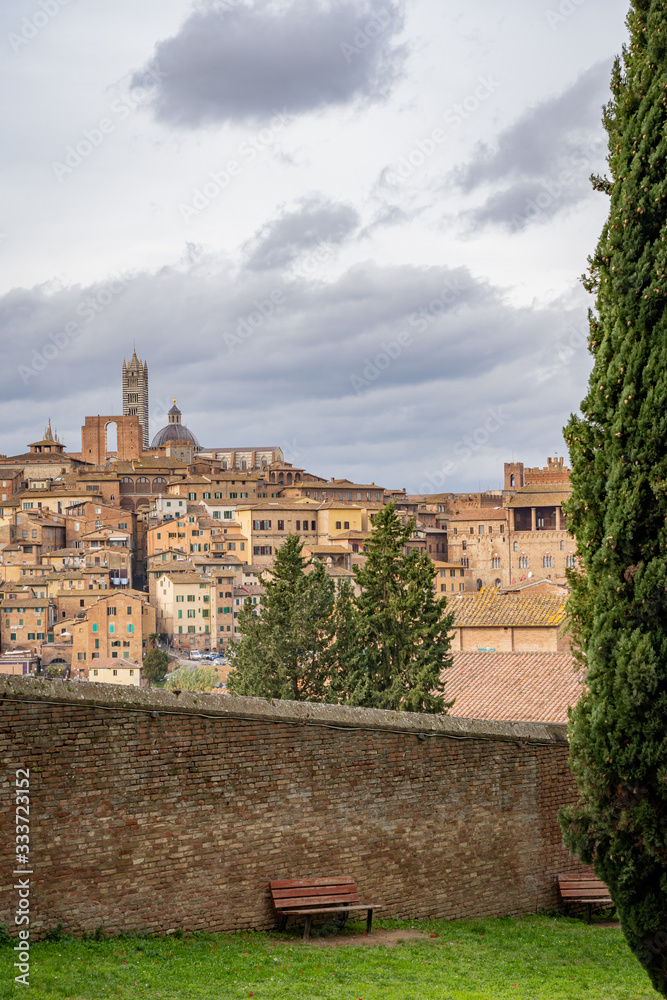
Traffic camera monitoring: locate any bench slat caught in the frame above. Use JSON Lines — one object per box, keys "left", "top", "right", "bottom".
{"left": 278, "top": 905, "right": 383, "bottom": 916}
{"left": 558, "top": 877, "right": 607, "bottom": 887}
{"left": 272, "top": 886, "right": 359, "bottom": 900}
{"left": 270, "top": 877, "right": 354, "bottom": 889}
{"left": 274, "top": 893, "right": 361, "bottom": 909}
{"left": 560, "top": 890, "right": 612, "bottom": 900}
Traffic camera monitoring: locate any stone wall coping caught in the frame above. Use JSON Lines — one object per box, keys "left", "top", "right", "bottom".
{"left": 0, "top": 674, "right": 568, "bottom": 746}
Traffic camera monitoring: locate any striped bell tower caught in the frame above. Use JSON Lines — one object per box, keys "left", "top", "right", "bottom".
{"left": 122, "top": 350, "right": 149, "bottom": 449}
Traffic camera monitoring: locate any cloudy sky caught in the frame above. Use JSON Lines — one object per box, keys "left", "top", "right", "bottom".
{"left": 1, "top": 0, "right": 629, "bottom": 491}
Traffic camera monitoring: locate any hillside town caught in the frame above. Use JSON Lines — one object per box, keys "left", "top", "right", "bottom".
{"left": 0, "top": 350, "right": 580, "bottom": 722}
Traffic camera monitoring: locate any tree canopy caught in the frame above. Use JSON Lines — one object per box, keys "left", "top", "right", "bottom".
{"left": 559, "top": 3, "right": 667, "bottom": 992}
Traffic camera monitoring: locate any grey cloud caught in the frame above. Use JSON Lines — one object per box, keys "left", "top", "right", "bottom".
{"left": 244, "top": 196, "right": 360, "bottom": 271}
{"left": 133, "top": 0, "right": 407, "bottom": 128}
{"left": 0, "top": 252, "right": 588, "bottom": 492}
{"left": 452, "top": 61, "right": 611, "bottom": 232}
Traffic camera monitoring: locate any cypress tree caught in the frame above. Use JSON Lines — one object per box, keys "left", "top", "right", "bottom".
{"left": 559, "top": 3, "right": 667, "bottom": 991}
{"left": 349, "top": 503, "right": 453, "bottom": 713}
{"left": 227, "top": 534, "right": 335, "bottom": 701}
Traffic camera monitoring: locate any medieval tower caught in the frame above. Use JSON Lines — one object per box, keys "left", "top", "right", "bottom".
{"left": 122, "top": 350, "right": 149, "bottom": 449}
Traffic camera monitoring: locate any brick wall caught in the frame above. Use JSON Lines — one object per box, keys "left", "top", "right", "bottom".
{"left": 0, "top": 677, "right": 585, "bottom": 938}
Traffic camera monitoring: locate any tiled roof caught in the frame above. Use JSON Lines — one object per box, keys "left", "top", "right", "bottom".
{"left": 450, "top": 587, "right": 567, "bottom": 627}
{"left": 507, "top": 483, "right": 572, "bottom": 508}
{"left": 448, "top": 507, "right": 508, "bottom": 522}
{"left": 444, "top": 651, "right": 584, "bottom": 724}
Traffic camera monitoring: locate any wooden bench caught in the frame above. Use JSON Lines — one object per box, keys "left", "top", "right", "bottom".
{"left": 558, "top": 874, "right": 614, "bottom": 924}
{"left": 270, "top": 877, "right": 383, "bottom": 941}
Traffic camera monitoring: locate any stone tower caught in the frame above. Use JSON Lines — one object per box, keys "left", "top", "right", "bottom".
{"left": 122, "top": 350, "right": 149, "bottom": 449}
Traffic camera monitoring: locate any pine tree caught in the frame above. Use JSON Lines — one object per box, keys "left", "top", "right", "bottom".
{"left": 348, "top": 503, "right": 453, "bottom": 713}
{"left": 227, "top": 535, "right": 335, "bottom": 701}
{"left": 559, "top": 4, "right": 667, "bottom": 992}
{"left": 326, "top": 578, "right": 366, "bottom": 701}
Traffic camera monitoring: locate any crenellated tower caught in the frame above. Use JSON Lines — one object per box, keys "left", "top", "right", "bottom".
{"left": 122, "top": 350, "right": 149, "bottom": 449}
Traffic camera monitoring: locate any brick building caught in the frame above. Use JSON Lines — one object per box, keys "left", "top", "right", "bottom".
{"left": 69, "top": 591, "right": 156, "bottom": 671}
{"left": 449, "top": 588, "right": 569, "bottom": 653}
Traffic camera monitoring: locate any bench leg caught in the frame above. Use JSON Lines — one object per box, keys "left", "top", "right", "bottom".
{"left": 587, "top": 904, "right": 592, "bottom": 926}
{"left": 366, "top": 909, "right": 373, "bottom": 935}
{"left": 302, "top": 915, "right": 312, "bottom": 943}
{"left": 277, "top": 914, "right": 288, "bottom": 933}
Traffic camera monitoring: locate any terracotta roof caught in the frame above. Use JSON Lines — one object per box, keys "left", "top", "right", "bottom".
{"left": 448, "top": 507, "right": 508, "bottom": 522}
{"left": 444, "top": 651, "right": 584, "bottom": 723}
{"left": 451, "top": 588, "right": 567, "bottom": 627}
{"left": 89, "top": 658, "right": 141, "bottom": 669}
{"left": 159, "top": 572, "right": 212, "bottom": 585}
{"left": 507, "top": 483, "right": 572, "bottom": 508}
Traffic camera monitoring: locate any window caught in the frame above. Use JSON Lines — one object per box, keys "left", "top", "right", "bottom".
{"left": 253, "top": 545, "right": 272, "bottom": 556}
{"left": 278, "top": 520, "right": 284, "bottom": 531}
{"left": 566, "top": 554, "right": 576, "bottom": 568}
{"left": 188, "top": 492, "right": 197, "bottom": 501}
{"left": 187, "top": 595, "right": 195, "bottom": 602}
{"left": 519, "top": 556, "right": 529, "bottom": 569}
{"left": 203, "top": 492, "right": 211, "bottom": 500}
{"left": 296, "top": 521, "right": 301, "bottom": 531}
{"left": 92, "top": 623, "right": 98, "bottom": 633}
{"left": 543, "top": 555, "right": 553, "bottom": 568}
{"left": 344, "top": 521, "right": 349, "bottom": 530}
{"left": 27, "top": 633, "right": 35, "bottom": 640}
{"left": 224, "top": 510, "right": 232, "bottom": 519}
{"left": 187, "top": 610, "right": 196, "bottom": 618}
{"left": 127, "top": 624, "right": 134, "bottom": 633}
{"left": 176, "top": 595, "right": 184, "bottom": 602}
{"left": 107, "top": 607, "right": 117, "bottom": 616}
{"left": 94, "top": 638, "right": 100, "bottom": 649}
{"left": 492, "top": 557, "right": 501, "bottom": 570}
{"left": 178, "top": 610, "right": 183, "bottom": 619}
{"left": 513, "top": 542, "right": 519, "bottom": 552}
{"left": 252, "top": 520, "right": 271, "bottom": 530}
{"left": 462, "top": 540, "right": 467, "bottom": 551}
{"left": 510, "top": 474, "right": 515, "bottom": 487}
{"left": 478, "top": 525, "right": 484, "bottom": 534}
{"left": 470, "top": 527, "right": 474, "bottom": 535}
{"left": 450, "top": 569, "right": 456, "bottom": 578}
{"left": 500, "top": 525, "right": 504, "bottom": 534}
{"left": 126, "top": 606, "right": 132, "bottom": 615}
{"left": 488, "top": 526, "right": 493, "bottom": 534}
{"left": 560, "top": 540, "right": 566, "bottom": 550}
{"left": 335, "top": 521, "right": 341, "bottom": 530}
{"left": 109, "top": 624, "right": 115, "bottom": 634}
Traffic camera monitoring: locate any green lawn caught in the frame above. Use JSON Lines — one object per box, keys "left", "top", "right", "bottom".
{"left": 0, "top": 914, "right": 656, "bottom": 1000}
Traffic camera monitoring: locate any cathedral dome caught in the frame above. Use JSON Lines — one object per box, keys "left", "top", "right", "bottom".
{"left": 150, "top": 400, "right": 200, "bottom": 449}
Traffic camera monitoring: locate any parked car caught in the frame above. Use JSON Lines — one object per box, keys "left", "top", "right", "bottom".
{"left": 189, "top": 650, "right": 202, "bottom": 660}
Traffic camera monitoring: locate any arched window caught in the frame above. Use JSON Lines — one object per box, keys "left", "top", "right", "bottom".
{"left": 510, "top": 474, "right": 515, "bottom": 488}
{"left": 221, "top": 460, "right": 228, "bottom": 470}
{"left": 278, "top": 473, "right": 284, "bottom": 485}
{"left": 286, "top": 473, "right": 293, "bottom": 486}
{"left": 105, "top": 421, "right": 118, "bottom": 454}
{"left": 152, "top": 477, "right": 167, "bottom": 494}
{"left": 119, "top": 477, "right": 134, "bottom": 495}
{"left": 476, "top": 579, "right": 483, "bottom": 591}
{"left": 136, "top": 477, "right": 151, "bottom": 494}
{"left": 494, "top": 579, "right": 502, "bottom": 589}
{"left": 120, "top": 498, "right": 135, "bottom": 512}
{"left": 294, "top": 473, "right": 301, "bottom": 482}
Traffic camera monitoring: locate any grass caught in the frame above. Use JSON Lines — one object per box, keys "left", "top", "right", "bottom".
{"left": 0, "top": 914, "right": 656, "bottom": 1000}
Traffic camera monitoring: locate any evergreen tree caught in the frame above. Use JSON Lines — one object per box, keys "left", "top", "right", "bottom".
{"left": 142, "top": 649, "right": 169, "bottom": 684}
{"left": 347, "top": 504, "right": 453, "bottom": 713}
{"left": 227, "top": 534, "right": 335, "bottom": 701}
{"left": 559, "top": 4, "right": 667, "bottom": 991}
{"left": 326, "top": 578, "right": 366, "bottom": 701}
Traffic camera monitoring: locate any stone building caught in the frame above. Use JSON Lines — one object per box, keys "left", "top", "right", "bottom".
{"left": 446, "top": 507, "right": 510, "bottom": 590}
{"left": 506, "top": 482, "right": 574, "bottom": 585}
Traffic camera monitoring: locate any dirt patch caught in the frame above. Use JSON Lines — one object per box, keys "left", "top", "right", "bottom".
{"left": 305, "top": 929, "right": 436, "bottom": 948}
